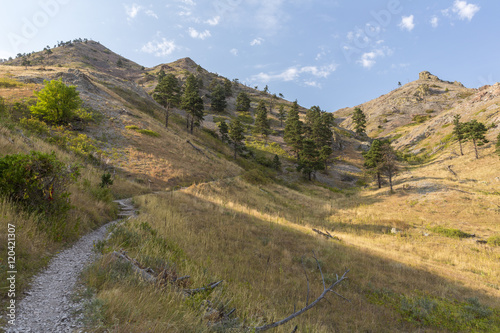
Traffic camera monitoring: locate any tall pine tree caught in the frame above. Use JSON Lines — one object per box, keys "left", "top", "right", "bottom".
{"left": 352, "top": 107, "right": 367, "bottom": 135}
{"left": 284, "top": 100, "right": 303, "bottom": 159}
{"left": 463, "top": 119, "right": 488, "bottom": 159}
{"left": 153, "top": 73, "right": 180, "bottom": 128}
{"left": 254, "top": 100, "right": 270, "bottom": 137}
{"left": 210, "top": 84, "right": 227, "bottom": 113}
{"left": 181, "top": 74, "right": 204, "bottom": 134}
{"left": 229, "top": 118, "right": 245, "bottom": 159}
{"left": 363, "top": 139, "right": 384, "bottom": 188}
{"left": 236, "top": 92, "right": 251, "bottom": 112}
{"left": 453, "top": 114, "right": 465, "bottom": 156}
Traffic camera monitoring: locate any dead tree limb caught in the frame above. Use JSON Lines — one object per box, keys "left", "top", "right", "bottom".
{"left": 111, "top": 251, "right": 156, "bottom": 283}
{"left": 312, "top": 228, "right": 341, "bottom": 241}
{"left": 186, "top": 140, "right": 208, "bottom": 158}
{"left": 254, "top": 267, "right": 350, "bottom": 332}
{"left": 447, "top": 165, "right": 457, "bottom": 177}
{"left": 184, "top": 280, "right": 224, "bottom": 296}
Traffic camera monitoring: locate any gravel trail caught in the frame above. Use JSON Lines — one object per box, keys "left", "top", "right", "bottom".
{"left": 3, "top": 198, "right": 136, "bottom": 333}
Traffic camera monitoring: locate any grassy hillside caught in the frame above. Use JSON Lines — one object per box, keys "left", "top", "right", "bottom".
{"left": 1, "top": 42, "right": 499, "bottom": 332}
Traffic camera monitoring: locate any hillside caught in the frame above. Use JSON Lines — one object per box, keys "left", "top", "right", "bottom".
{"left": 1, "top": 41, "right": 500, "bottom": 332}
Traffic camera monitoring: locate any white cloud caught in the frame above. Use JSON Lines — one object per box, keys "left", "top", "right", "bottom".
{"left": 145, "top": 10, "right": 158, "bottom": 19}
{"left": 206, "top": 16, "right": 220, "bottom": 26}
{"left": 125, "top": 3, "right": 141, "bottom": 20}
{"left": 358, "top": 48, "right": 392, "bottom": 69}
{"left": 230, "top": 48, "right": 238, "bottom": 56}
{"left": 430, "top": 16, "right": 439, "bottom": 28}
{"left": 399, "top": 15, "right": 415, "bottom": 31}
{"left": 250, "top": 38, "right": 264, "bottom": 46}
{"left": 180, "top": 0, "right": 196, "bottom": 5}
{"left": 141, "top": 38, "right": 178, "bottom": 56}
{"left": 250, "top": 63, "right": 337, "bottom": 84}
{"left": 188, "top": 27, "right": 211, "bottom": 39}
{"left": 452, "top": 0, "right": 480, "bottom": 21}
{"left": 304, "top": 81, "right": 321, "bottom": 88}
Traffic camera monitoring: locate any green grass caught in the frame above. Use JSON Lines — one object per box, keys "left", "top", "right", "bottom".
{"left": 428, "top": 226, "right": 474, "bottom": 239}
{"left": 487, "top": 235, "right": 500, "bottom": 247}
{"left": 125, "top": 125, "right": 160, "bottom": 137}
{"left": 0, "top": 77, "right": 23, "bottom": 88}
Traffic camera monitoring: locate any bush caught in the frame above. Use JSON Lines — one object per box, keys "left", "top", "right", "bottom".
{"left": 30, "top": 79, "right": 82, "bottom": 124}
{"left": 19, "top": 117, "right": 50, "bottom": 135}
{"left": 428, "top": 226, "right": 473, "bottom": 239}
{"left": 137, "top": 129, "right": 160, "bottom": 137}
{"left": 487, "top": 235, "right": 500, "bottom": 246}
{"left": 0, "top": 151, "right": 79, "bottom": 216}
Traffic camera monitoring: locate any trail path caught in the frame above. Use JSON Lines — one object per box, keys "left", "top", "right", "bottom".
{"left": 3, "top": 198, "right": 136, "bottom": 333}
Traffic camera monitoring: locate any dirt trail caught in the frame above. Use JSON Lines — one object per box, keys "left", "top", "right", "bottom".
{"left": 3, "top": 199, "right": 136, "bottom": 333}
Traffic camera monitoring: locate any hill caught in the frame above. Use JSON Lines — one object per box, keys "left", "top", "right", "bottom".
{"left": 1, "top": 41, "right": 499, "bottom": 332}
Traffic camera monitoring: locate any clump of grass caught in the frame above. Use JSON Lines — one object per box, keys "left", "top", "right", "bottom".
{"left": 0, "top": 77, "right": 23, "bottom": 88}
{"left": 428, "top": 226, "right": 474, "bottom": 239}
{"left": 486, "top": 235, "right": 500, "bottom": 246}
{"left": 125, "top": 125, "right": 160, "bottom": 137}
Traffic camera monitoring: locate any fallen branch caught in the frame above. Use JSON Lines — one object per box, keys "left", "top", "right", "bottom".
{"left": 184, "top": 280, "right": 224, "bottom": 296}
{"left": 447, "top": 165, "right": 457, "bottom": 177}
{"left": 186, "top": 140, "right": 208, "bottom": 158}
{"left": 255, "top": 257, "right": 349, "bottom": 332}
{"left": 312, "top": 228, "right": 341, "bottom": 241}
{"left": 111, "top": 251, "right": 156, "bottom": 283}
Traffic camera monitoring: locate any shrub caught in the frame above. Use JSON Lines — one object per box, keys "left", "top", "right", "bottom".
{"left": 0, "top": 151, "right": 79, "bottom": 216}
{"left": 428, "top": 226, "right": 473, "bottom": 239}
{"left": 137, "top": 129, "right": 160, "bottom": 137}
{"left": 100, "top": 173, "right": 114, "bottom": 188}
{"left": 487, "top": 235, "right": 500, "bottom": 246}
{"left": 30, "top": 79, "right": 82, "bottom": 124}
{"left": 19, "top": 117, "right": 50, "bottom": 135}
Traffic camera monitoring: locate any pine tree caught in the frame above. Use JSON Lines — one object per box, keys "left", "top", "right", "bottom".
{"left": 223, "top": 78, "right": 232, "bottom": 97}
{"left": 284, "top": 100, "right": 303, "bottom": 159}
{"left": 153, "top": 73, "right": 180, "bottom": 128}
{"left": 352, "top": 107, "right": 367, "bottom": 135}
{"left": 229, "top": 118, "right": 245, "bottom": 159}
{"left": 463, "top": 119, "right": 488, "bottom": 159}
{"left": 305, "top": 106, "right": 334, "bottom": 168}
{"left": 236, "top": 92, "right": 251, "bottom": 112}
{"left": 363, "top": 139, "right": 384, "bottom": 188}
{"left": 218, "top": 120, "right": 229, "bottom": 143}
{"left": 210, "top": 84, "right": 227, "bottom": 113}
{"left": 277, "top": 104, "right": 286, "bottom": 127}
{"left": 297, "top": 139, "right": 324, "bottom": 180}
{"left": 453, "top": 114, "right": 465, "bottom": 155}
{"left": 181, "top": 74, "right": 204, "bottom": 134}
{"left": 254, "top": 100, "right": 270, "bottom": 137}
{"left": 380, "top": 141, "right": 398, "bottom": 192}
{"left": 272, "top": 154, "right": 281, "bottom": 171}
{"left": 496, "top": 132, "right": 500, "bottom": 157}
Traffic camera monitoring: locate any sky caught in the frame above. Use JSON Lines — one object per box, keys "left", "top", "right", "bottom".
{"left": 0, "top": 0, "right": 499, "bottom": 112}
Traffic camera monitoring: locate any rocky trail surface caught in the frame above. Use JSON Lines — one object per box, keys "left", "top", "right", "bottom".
{"left": 3, "top": 199, "right": 136, "bottom": 333}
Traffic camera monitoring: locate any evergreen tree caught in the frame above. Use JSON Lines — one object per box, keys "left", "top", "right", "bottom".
{"left": 181, "top": 74, "right": 204, "bottom": 134}
{"left": 218, "top": 120, "right": 229, "bottom": 143}
{"left": 236, "top": 91, "right": 251, "bottom": 112}
{"left": 363, "top": 139, "right": 384, "bottom": 188}
{"left": 297, "top": 139, "right": 324, "bottom": 180}
{"left": 116, "top": 58, "right": 123, "bottom": 67}
{"left": 210, "top": 84, "right": 227, "bottom": 113}
{"left": 380, "top": 141, "right": 398, "bottom": 192}
{"left": 277, "top": 104, "right": 286, "bottom": 127}
{"left": 305, "top": 106, "right": 334, "bottom": 168}
{"left": 284, "top": 100, "right": 303, "bottom": 159}
{"left": 272, "top": 154, "right": 282, "bottom": 171}
{"left": 496, "top": 132, "right": 500, "bottom": 157}
{"left": 254, "top": 100, "right": 270, "bottom": 137}
{"left": 453, "top": 114, "right": 465, "bottom": 155}
{"left": 153, "top": 73, "right": 180, "bottom": 128}
{"left": 463, "top": 119, "right": 488, "bottom": 159}
{"left": 229, "top": 118, "right": 245, "bottom": 159}
{"left": 158, "top": 70, "right": 166, "bottom": 81}
{"left": 352, "top": 107, "right": 367, "bottom": 135}
{"left": 224, "top": 78, "right": 232, "bottom": 97}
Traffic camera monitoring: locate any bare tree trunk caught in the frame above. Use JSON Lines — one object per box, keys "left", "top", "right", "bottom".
{"left": 473, "top": 139, "right": 479, "bottom": 159}
{"left": 377, "top": 172, "right": 381, "bottom": 188}
{"left": 459, "top": 139, "right": 463, "bottom": 156}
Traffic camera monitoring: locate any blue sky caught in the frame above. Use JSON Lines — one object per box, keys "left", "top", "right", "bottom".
{"left": 1, "top": 0, "right": 498, "bottom": 112}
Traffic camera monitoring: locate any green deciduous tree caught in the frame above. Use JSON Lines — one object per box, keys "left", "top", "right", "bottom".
{"left": 254, "top": 100, "right": 270, "bottom": 137}
{"left": 30, "top": 79, "right": 82, "bottom": 124}
{"left": 153, "top": 73, "right": 181, "bottom": 128}
{"left": 284, "top": 100, "right": 303, "bottom": 159}
{"left": 352, "top": 107, "right": 367, "bottom": 135}
{"left": 181, "top": 74, "right": 204, "bottom": 134}
{"left": 463, "top": 119, "right": 488, "bottom": 159}
{"left": 210, "top": 84, "right": 227, "bottom": 113}
{"left": 453, "top": 114, "right": 465, "bottom": 156}
{"left": 229, "top": 118, "right": 245, "bottom": 159}
{"left": 236, "top": 91, "right": 251, "bottom": 112}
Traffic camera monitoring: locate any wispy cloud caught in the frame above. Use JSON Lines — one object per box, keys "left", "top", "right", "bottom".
{"left": 430, "top": 16, "right": 439, "bottom": 28}
{"left": 452, "top": 0, "right": 480, "bottom": 21}
{"left": 205, "top": 16, "right": 220, "bottom": 26}
{"left": 141, "top": 38, "right": 178, "bottom": 56}
{"left": 188, "top": 27, "right": 211, "bottom": 39}
{"left": 230, "top": 48, "right": 238, "bottom": 56}
{"left": 251, "top": 63, "right": 337, "bottom": 84}
{"left": 125, "top": 4, "right": 158, "bottom": 20}
{"left": 250, "top": 38, "right": 264, "bottom": 46}
{"left": 358, "top": 47, "right": 392, "bottom": 69}
{"left": 399, "top": 15, "right": 415, "bottom": 31}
